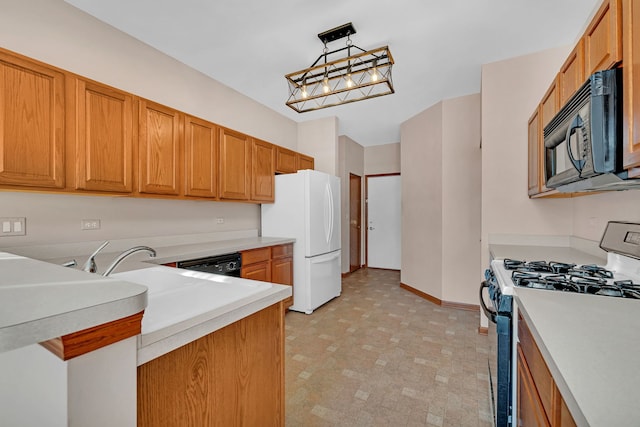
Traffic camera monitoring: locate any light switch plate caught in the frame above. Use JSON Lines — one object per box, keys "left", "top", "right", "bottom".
{"left": 0, "top": 217, "right": 26, "bottom": 236}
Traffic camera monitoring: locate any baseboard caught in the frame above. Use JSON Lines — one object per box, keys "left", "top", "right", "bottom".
{"left": 478, "top": 326, "right": 488, "bottom": 335}
{"left": 399, "top": 282, "right": 480, "bottom": 313}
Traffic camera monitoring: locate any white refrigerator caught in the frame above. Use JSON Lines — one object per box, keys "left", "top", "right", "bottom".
{"left": 261, "top": 170, "right": 341, "bottom": 314}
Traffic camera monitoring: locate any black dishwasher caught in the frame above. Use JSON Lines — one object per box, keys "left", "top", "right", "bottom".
{"left": 176, "top": 252, "right": 242, "bottom": 277}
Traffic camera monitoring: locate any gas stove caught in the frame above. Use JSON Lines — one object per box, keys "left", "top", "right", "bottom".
{"left": 490, "top": 221, "right": 640, "bottom": 299}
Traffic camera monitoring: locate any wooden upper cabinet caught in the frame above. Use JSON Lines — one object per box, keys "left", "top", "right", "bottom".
{"left": 584, "top": 0, "right": 622, "bottom": 76}
{"left": 251, "top": 138, "right": 275, "bottom": 202}
{"left": 623, "top": 0, "right": 640, "bottom": 175}
{"left": 559, "top": 40, "right": 585, "bottom": 105}
{"left": 297, "top": 153, "right": 314, "bottom": 171}
{"left": 138, "top": 100, "right": 182, "bottom": 195}
{"left": 74, "top": 79, "right": 134, "bottom": 193}
{"left": 0, "top": 50, "right": 65, "bottom": 189}
{"left": 184, "top": 116, "right": 217, "bottom": 198}
{"left": 528, "top": 108, "right": 541, "bottom": 197}
{"left": 219, "top": 128, "right": 251, "bottom": 200}
{"left": 275, "top": 146, "right": 297, "bottom": 174}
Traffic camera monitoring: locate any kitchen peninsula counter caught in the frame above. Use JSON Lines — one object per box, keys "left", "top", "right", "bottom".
{"left": 515, "top": 288, "right": 640, "bottom": 426}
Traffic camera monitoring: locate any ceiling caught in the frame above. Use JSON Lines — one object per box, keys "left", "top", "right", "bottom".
{"left": 65, "top": 0, "right": 602, "bottom": 147}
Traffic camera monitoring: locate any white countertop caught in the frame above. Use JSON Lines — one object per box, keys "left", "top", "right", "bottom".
{"left": 0, "top": 236, "right": 294, "bottom": 358}
{"left": 0, "top": 252, "right": 147, "bottom": 353}
{"left": 515, "top": 288, "right": 640, "bottom": 427}
{"left": 489, "top": 244, "right": 606, "bottom": 265}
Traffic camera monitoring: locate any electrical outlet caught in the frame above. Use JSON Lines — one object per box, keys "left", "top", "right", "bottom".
{"left": 216, "top": 217, "right": 225, "bottom": 224}
{"left": 0, "top": 217, "right": 26, "bottom": 236}
{"left": 81, "top": 219, "right": 101, "bottom": 230}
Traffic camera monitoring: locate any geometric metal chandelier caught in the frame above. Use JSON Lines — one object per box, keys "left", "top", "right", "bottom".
{"left": 285, "top": 23, "right": 394, "bottom": 113}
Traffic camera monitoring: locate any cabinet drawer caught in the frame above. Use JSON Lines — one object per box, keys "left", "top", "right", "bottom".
{"left": 271, "top": 244, "right": 293, "bottom": 259}
{"left": 241, "top": 247, "right": 271, "bottom": 266}
{"left": 518, "top": 313, "right": 555, "bottom": 420}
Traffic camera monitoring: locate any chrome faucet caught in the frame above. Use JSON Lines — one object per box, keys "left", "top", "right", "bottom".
{"left": 102, "top": 246, "right": 156, "bottom": 276}
{"left": 82, "top": 241, "right": 110, "bottom": 273}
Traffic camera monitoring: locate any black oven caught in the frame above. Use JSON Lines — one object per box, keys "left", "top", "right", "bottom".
{"left": 176, "top": 252, "right": 242, "bottom": 277}
{"left": 480, "top": 268, "right": 513, "bottom": 427}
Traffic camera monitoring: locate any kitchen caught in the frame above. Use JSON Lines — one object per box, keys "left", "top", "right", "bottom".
{"left": 2, "top": 0, "right": 640, "bottom": 426}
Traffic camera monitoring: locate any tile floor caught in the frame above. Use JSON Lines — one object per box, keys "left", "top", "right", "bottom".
{"left": 284, "top": 268, "right": 493, "bottom": 427}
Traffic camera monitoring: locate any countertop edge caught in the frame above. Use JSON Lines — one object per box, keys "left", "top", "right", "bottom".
{"left": 136, "top": 285, "right": 291, "bottom": 365}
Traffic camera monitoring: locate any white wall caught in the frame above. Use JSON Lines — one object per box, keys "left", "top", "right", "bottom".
{"left": 401, "top": 102, "right": 444, "bottom": 299}
{"left": 441, "top": 94, "right": 482, "bottom": 304}
{"left": 480, "top": 47, "right": 575, "bottom": 272}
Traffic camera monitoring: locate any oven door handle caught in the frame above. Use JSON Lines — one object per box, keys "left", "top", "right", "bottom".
{"left": 479, "top": 281, "right": 497, "bottom": 324}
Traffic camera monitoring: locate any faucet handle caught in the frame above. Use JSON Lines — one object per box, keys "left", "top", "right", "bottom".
{"left": 82, "top": 240, "right": 109, "bottom": 273}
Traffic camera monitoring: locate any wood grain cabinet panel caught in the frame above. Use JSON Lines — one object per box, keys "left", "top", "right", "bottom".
{"left": 0, "top": 50, "right": 65, "bottom": 189}
{"left": 185, "top": 115, "right": 217, "bottom": 198}
{"left": 139, "top": 100, "right": 182, "bottom": 195}
{"left": 275, "top": 146, "right": 297, "bottom": 174}
{"left": 559, "top": 40, "right": 585, "bottom": 105}
{"left": 251, "top": 138, "right": 275, "bottom": 202}
{"left": 137, "top": 302, "right": 284, "bottom": 427}
{"left": 623, "top": 0, "right": 640, "bottom": 174}
{"left": 517, "top": 346, "right": 552, "bottom": 427}
{"left": 528, "top": 108, "right": 541, "bottom": 197}
{"left": 297, "top": 153, "right": 314, "bottom": 171}
{"left": 74, "top": 79, "right": 134, "bottom": 193}
{"left": 584, "top": 0, "right": 622, "bottom": 76}
{"left": 241, "top": 261, "right": 271, "bottom": 282}
{"left": 219, "top": 128, "right": 251, "bottom": 200}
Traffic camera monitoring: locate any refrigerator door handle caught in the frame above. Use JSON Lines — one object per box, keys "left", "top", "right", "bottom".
{"left": 309, "top": 250, "right": 341, "bottom": 264}
{"left": 324, "top": 182, "right": 333, "bottom": 244}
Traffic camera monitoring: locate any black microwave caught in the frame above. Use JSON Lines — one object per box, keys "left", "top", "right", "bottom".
{"left": 543, "top": 68, "right": 632, "bottom": 192}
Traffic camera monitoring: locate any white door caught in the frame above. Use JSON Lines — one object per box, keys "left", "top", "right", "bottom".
{"left": 367, "top": 175, "right": 401, "bottom": 269}
{"left": 306, "top": 170, "right": 340, "bottom": 257}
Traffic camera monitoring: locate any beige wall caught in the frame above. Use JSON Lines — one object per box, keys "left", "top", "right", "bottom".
{"left": 401, "top": 102, "right": 444, "bottom": 299}
{"left": 480, "top": 47, "right": 575, "bottom": 272}
{"left": 441, "top": 94, "right": 482, "bottom": 304}
{"left": 400, "top": 94, "right": 481, "bottom": 304}
{"left": 298, "top": 117, "right": 339, "bottom": 175}
{"left": 338, "top": 136, "right": 365, "bottom": 273}
{"left": 364, "top": 143, "right": 401, "bottom": 175}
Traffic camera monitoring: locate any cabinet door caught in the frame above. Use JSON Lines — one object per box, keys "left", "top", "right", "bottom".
{"left": 559, "top": 40, "right": 585, "bottom": 105}
{"left": 185, "top": 116, "right": 217, "bottom": 198}
{"left": 517, "top": 346, "right": 551, "bottom": 427}
{"left": 297, "top": 154, "right": 314, "bottom": 171}
{"left": 538, "top": 80, "right": 560, "bottom": 194}
{"left": 584, "top": 0, "right": 622, "bottom": 76}
{"left": 275, "top": 146, "right": 297, "bottom": 174}
{"left": 558, "top": 395, "right": 578, "bottom": 427}
{"left": 139, "top": 100, "right": 182, "bottom": 195}
{"left": 623, "top": 0, "right": 640, "bottom": 174}
{"left": 219, "top": 128, "right": 251, "bottom": 200}
{"left": 271, "top": 256, "right": 293, "bottom": 309}
{"left": 241, "top": 261, "right": 271, "bottom": 282}
{"left": 528, "top": 108, "right": 541, "bottom": 196}
{"left": 75, "top": 79, "right": 133, "bottom": 192}
{"left": 0, "top": 50, "right": 65, "bottom": 188}
{"left": 251, "top": 139, "right": 275, "bottom": 202}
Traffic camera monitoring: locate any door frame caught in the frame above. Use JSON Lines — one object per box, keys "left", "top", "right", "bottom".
{"left": 365, "top": 173, "right": 401, "bottom": 268}
{"left": 349, "top": 173, "right": 362, "bottom": 273}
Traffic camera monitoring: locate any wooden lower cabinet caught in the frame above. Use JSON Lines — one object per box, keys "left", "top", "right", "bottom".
{"left": 137, "top": 302, "right": 284, "bottom": 427}
{"left": 518, "top": 314, "right": 577, "bottom": 427}
{"left": 241, "top": 244, "right": 294, "bottom": 309}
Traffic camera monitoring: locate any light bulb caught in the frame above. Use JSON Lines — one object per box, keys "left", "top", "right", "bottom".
{"left": 346, "top": 73, "right": 354, "bottom": 88}
{"left": 371, "top": 60, "right": 379, "bottom": 82}
{"left": 322, "top": 77, "right": 330, "bottom": 93}
{"left": 301, "top": 84, "right": 308, "bottom": 99}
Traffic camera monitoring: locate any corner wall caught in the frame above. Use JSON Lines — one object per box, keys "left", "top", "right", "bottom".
{"left": 338, "top": 136, "right": 365, "bottom": 273}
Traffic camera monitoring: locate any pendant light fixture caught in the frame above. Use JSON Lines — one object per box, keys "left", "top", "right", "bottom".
{"left": 285, "top": 23, "right": 394, "bottom": 113}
